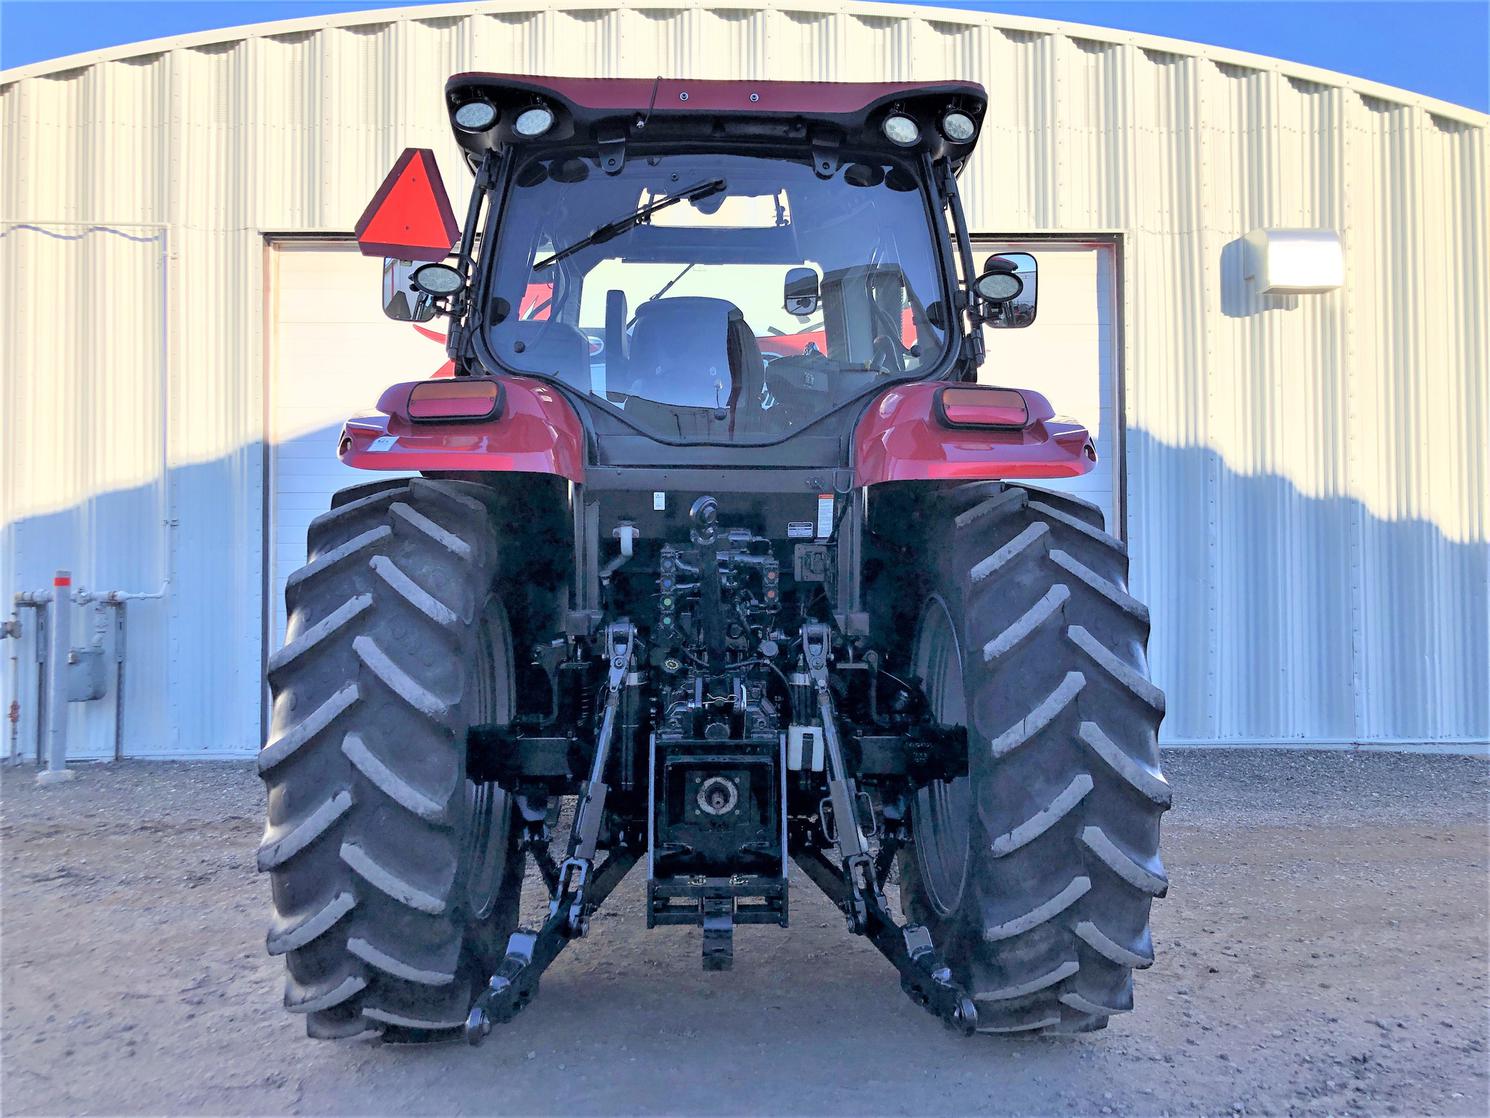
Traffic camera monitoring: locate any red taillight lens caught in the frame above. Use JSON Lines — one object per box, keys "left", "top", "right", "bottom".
{"left": 407, "top": 379, "right": 502, "bottom": 421}
{"left": 936, "top": 386, "right": 1029, "bottom": 429}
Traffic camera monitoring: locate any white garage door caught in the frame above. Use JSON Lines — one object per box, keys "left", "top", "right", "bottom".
{"left": 974, "top": 239, "right": 1121, "bottom": 534}
{"left": 268, "top": 241, "right": 448, "bottom": 646}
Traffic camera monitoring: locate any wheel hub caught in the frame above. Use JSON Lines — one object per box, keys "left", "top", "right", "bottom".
{"left": 465, "top": 605, "right": 513, "bottom": 920}
{"left": 911, "top": 597, "right": 971, "bottom": 918}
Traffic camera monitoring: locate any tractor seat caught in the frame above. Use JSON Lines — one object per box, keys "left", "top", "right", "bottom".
{"left": 621, "top": 297, "right": 766, "bottom": 414}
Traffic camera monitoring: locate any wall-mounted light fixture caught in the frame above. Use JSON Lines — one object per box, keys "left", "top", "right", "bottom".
{"left": 1242, "top": 228, "right": 1344, "bottom": 294}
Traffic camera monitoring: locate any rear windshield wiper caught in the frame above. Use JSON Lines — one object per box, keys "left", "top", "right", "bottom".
{"left": 534, "top": 178, "right": 727, "bottom": 271}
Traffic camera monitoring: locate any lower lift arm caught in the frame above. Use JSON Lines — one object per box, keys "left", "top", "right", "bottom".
{"left": 797, "top": 623, "right": 977, "bottom": 1034}
{"left": 466, "top": 622, "right": 640, "bottom": 1045}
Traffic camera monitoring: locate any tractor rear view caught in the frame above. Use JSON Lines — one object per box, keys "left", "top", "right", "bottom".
{"left": 257, "top": 73, "right": 1169, "bottom": 1043}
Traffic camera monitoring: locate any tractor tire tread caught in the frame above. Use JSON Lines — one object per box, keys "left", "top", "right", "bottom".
{"left": 884, "top": 481, "right": 1168, "bottom": 1036}
{"left": 259, "top": 477, "right": 522, "bottom": 1038}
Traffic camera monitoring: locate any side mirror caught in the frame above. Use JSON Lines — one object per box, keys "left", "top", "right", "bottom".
{"left": 382, "top": 258, "right": 436, "bottom": 322}
{"left": 976, "top": 252, "right": 1038, "bottom": 329}
{"left": 784, "top": 267, "right": 821, "bottom": 316}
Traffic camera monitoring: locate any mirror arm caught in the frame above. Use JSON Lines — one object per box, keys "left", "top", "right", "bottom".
{"left": 456, "top": 151, "right": 495, "bottom": 279}
{"left": 445, "top": 151, "right": 498, "bottom": 372}
{"left": 935, "top": 157, "right": 985, "bottom": 368}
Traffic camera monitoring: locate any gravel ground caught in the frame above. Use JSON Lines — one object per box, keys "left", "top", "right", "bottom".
{"left": 2, "top": 750, "right": 1486, "bottom": 1117}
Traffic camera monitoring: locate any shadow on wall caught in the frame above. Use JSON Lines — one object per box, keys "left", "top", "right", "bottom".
{"left": 3, "top": 428, "right": 1487, "bottom": 759}
{"left": 1, "top": 451, "right": 265, "bottom": 762}
{"left": 1125, "top": 428, "right": 1488, "bottom": 747}
{"left": 1219, "top": 238, "right": 1301, "bottom": 318}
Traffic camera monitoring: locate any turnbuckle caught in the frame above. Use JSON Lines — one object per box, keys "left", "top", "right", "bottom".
{"left": 552, "top": 621, "right": 635, "bottom": 929}
{"left": 801, "top": 623, "right": 876, "bottom": 932}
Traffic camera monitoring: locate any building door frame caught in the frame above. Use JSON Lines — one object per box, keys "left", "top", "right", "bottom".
{"left": 970, "top": 233, "right": 1126, "bottom": 539}
{"left": 259, "top": 232, "right": 357, "bottom": 743}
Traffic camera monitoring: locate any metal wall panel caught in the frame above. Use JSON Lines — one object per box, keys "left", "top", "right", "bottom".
{"left": 0, "top": 223, "right": 172, "bottom": 757}
{"left": 1, "top": 1, "right": 1485, "bottom": 755}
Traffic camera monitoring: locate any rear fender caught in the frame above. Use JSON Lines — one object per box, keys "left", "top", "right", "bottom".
{"left": 338, "top": 375, "right": 585, "bottom": 482}
{"left": 854, "top": 383, "right": 1095, "bottom": 486}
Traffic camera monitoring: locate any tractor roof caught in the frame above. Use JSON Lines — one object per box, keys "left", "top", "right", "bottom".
{"left": 444, "top": 73, "right": 987, "bottom": 171}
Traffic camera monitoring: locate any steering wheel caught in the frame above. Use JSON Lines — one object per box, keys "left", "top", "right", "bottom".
{"left": 871, "top": 333, "right": 906, "bottom": 375}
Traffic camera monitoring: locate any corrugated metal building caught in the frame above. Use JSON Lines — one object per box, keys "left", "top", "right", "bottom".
{"left": 2, "top": 0, "right": 1486, "bottom": 759}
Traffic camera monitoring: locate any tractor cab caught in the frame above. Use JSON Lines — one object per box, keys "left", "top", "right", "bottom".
{"left": 358, "top": 74, "right": 1039, "bottom": 450}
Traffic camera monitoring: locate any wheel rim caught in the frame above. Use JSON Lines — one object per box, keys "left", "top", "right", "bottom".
{"left": 464, "top": 601, "right": 513, "bottom": 921}
{"left": 911, "top": 596, "right": 972, "bottom": 918}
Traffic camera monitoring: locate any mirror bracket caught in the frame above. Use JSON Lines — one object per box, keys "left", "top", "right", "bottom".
{"left": 810, "top": 131, "right": 841, "bottom": 179}
{"left": 598, "top": 127, "right": 628, "bottom": 176}
{"left": 381, "top": 258, "right": 431, "bottom": 323}
{"left": 973, "top": 251, "right": 1038, "bottom": 330}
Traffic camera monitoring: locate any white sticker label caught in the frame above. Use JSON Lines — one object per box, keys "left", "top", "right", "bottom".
{"left": 816, "top": 494, "right": 834, "bottom": 538}
{"left": 787, "top": 521, "right": 814, "bottom": 539}
{"left": 368, "top": 435, "right": 398, "bottom": 452}
{"left": 653, "top": 491, "right": 666, "bottom": 511}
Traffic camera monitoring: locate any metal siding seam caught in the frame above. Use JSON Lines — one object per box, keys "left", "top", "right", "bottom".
{"left": 1342, "top": 93, "right": 1368, "bottom": 743}
{"left": 1195, "top": 57, "right": 1220, "bottom": 742}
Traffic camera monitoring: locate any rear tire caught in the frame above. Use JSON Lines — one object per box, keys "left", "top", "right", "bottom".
{"left": 872, "top": 482, "right": 1170, "bottom": 1035}
{"left": 258, "top": 477, "right": 532, "bottom": 1039}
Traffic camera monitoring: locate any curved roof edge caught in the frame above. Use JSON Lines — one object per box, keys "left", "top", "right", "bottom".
{"left": 2, "top": 0, "right": 1485, "bottom": 127}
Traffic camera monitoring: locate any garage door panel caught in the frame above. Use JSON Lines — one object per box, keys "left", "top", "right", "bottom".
{"left": 276, "top": 286, "right": 399, "bottom": 323}
{"left": 274, "top": 254, "right": 413, "bottom": 317}
{"left": 1015, "top": 247, "right": 1114, "bottom": 326}
{"left": 269, "top": 242, "right": 438, "bottom": 646}
{"left": 975, "top": 240, "right": 1119, "bottom": 533}
{"left": 273, "top": 327, "right": 435, "bottom": 372}
{"left": 273, "top": 446, "right": 350, "bottom": 466}
{"left": 275, "top": 486, "right": 349, "bottom": 505}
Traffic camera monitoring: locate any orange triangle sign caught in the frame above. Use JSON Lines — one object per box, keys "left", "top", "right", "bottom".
{"left": 355, "top": 148, "right": 460, "bottom": 262}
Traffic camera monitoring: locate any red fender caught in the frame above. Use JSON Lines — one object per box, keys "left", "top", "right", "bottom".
{"left": 338, "top": 375, "right": 585, "bottom": 482}
{"left": 854, "top": 383, "right": 1095, "bottom": 486}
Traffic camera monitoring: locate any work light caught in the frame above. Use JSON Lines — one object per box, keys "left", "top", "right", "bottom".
{"left": 940, "top": 110, "right": 976, "bottom": 142}
{"left": 881, "top": 113, "right": 920, "bottom": 147}
{"left": 513, "top": 105, "right": 556, "bottom": 138}
{"left": 453, "top": 100, "right": 498, "bottom": 132}
{"left": 410, "top": 262, "right": 464, "bottom": 297}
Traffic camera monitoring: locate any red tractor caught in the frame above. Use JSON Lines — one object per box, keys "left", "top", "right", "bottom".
{"left": 257, "top": 74, "right": 1169, "bottom": 1043}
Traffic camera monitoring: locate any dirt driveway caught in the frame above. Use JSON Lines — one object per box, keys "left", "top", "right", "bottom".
{"left": 2, "top": 750, "right": 1486, "bottom": 1117}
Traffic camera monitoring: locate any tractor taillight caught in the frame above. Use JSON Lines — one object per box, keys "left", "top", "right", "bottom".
{"left": 407, "top": 378, "right": 503, "bottom": 422}
{"left": 935, "top": 386, "right": 1030, "bottom": 429}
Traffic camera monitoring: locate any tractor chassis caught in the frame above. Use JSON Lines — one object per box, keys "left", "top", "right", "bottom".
{"left": 464, "top": 622, "right": 977, "bottom": 1045}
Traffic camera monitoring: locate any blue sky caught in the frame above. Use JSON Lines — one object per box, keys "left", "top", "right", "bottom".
{"left": 1, "top": 0, "right": 1486, "bottom": 112}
